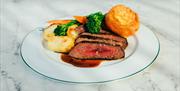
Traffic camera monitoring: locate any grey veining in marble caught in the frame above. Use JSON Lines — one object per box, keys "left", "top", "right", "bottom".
{"left": 0, "top": 0, "right": 180, "bottom": 91}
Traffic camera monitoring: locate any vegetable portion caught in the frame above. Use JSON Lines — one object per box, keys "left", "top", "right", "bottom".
{"left": 43, "top": 25, "right": 57, "bottom": 41}
{"left": 48, "top": 20, "right": 72, "bottom": 25}
{"left": 85, "top": 12, "right": 104, "bottom": 34}
{"left": 67, "top": 25, "right": 79, "bottom": 39}
{"left": 43, "top": 25, "right": 75, "bottom": 53}
{"left": 45, "top": 36, "right": 75, "bottom": 53}
{"left": 73, "top": 16, "right": 87, "bottom": 24}
{"left": 54, "top": 20, "right": 79, "bottom": 36}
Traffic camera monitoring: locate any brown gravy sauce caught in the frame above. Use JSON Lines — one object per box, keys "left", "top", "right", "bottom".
{"left": 61, "top": 54, "right": 102, "bottom": 67}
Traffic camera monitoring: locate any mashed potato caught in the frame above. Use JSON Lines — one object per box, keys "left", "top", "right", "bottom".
{"left": 43, "top": 25, "right": 76, "bottom": 53}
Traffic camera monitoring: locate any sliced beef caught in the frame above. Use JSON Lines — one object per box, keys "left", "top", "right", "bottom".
{"left": 75, "top": 25, "right": 111, "bottom": 34}
{"left": 78, "top": 33, "right": 128, "bottom": 49}
{"left": 75, "top": 25, "right": 85, "bottom": 34}
{"left": 71, "top": 26, "right": 128, "bottom": 60}
{"left": 80, "top": 33, "right": 126, "bottom": 42}
{"left": 99, "top": 29, "right": 111, "bottom": 34}
{"left": 69, "top": 43, "right": 125, "bottom": 60}
{"left": 75, "top": 37, "right": 124, "bottom": 48}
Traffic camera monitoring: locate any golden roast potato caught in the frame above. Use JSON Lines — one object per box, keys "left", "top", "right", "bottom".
{"left": 105, "top": 4, "right": 139, "bottom": 37}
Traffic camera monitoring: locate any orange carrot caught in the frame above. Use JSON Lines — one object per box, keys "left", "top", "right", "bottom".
{"left": 48, "top": 20, "right": 72, "bottom": 25}
{"left": 73, "top": 16, "right": 87, "bottom": 24}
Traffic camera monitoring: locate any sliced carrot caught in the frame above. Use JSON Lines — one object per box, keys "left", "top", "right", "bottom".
{"left": 73, "top": 16, "right": 87, "bottom": 24}
{"left": 48, "top": 20, "right": 72, "bottom": 25}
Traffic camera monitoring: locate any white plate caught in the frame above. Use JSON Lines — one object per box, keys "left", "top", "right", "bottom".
{"left": 20, "top": 24, "right": 160, "bottom": 83}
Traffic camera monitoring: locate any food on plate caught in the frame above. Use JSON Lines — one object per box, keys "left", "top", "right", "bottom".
{"left": 42, "top": 4, "right": 139, "bottom": 67}
{"left": 77, "top": 33, "right": 128, "bottom": 49}
{"left": 53, "top": 20, "right": 79, "bottom": 36}
{"left": 67, "top": 24, "right": 79, "bottom": 39}
{"left": 105, "top": 4, "right": 139, "bottom": 37}
{"left": 73, "top": 16, "right": 87, "bottom": 24}
{"left": 69, "top": 32, "right": 127, "bottom": 60}
{"left": 43, "top": 22, "right": 79, "bottom": 52}
{"left": 69, "top": 42, "right": 125, "bottom": 60}
{"left": 43, "top": 25, "right": 57, "bottom": 41}
{"left": 85, "top": 12, "right": 104, "bottom": 34}
{"left": 48, "top": 20, "right": 72, "bottom": 25}
{"left": 61, "top": 54, "right": 101, "bottom": 67}
{"left": 44, "top": 36, "right": 74, "bottom": 53}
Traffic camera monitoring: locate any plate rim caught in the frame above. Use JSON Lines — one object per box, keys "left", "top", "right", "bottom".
{"left": 20, "top": 24, "right": 160, "bottom": 84}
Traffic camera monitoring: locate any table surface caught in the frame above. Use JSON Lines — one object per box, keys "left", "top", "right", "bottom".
{"left": 0, "top": 0, "right": 180, "bottom": 91}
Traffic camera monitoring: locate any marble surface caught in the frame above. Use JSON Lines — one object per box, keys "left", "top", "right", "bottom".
{"left": 0, "top": 0, "right": 180, "bottom": 91}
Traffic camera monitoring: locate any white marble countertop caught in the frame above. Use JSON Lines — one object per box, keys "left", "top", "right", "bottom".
{"left": 0, "top": 0, "right": 180, "bottom": 91}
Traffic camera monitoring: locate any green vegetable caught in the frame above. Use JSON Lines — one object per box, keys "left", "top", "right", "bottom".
{"left": 86, "top": 12, "right": 104, "bottom": 34}
{"left": 54, "top": 20, "right": 79, "bottom": 36}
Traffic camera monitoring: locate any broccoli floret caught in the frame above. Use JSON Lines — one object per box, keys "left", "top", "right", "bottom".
{"left": 54, "top": 20, "right": 79, "bottom": 36}
{"left": 86, "top": 12, "right": 104, "bottom": 34}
